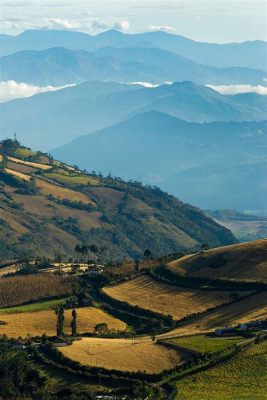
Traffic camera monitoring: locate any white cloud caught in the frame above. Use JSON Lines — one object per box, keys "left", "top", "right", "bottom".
{"left": 0, "top": 81, "right": 76, "bottom": 103}
{"left": 148, "top": 25, "right": 177, "bottom": 33}
{"left": 92, "top": 19, "right": 130, "bottom": 31}
{"left": 206, "top": 84, "right": 267, "bottom": 95}
{"left": 44, "top": 18, "right": 87, "bottom": 30}
{"left": 128, "top": 82, "right": 159, "bottom": 88}
{"left": 1, "top": 17, "right": 130, "bottom": 33}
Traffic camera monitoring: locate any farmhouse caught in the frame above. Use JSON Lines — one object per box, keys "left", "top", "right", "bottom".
{"left": 215, "top": 327, "right": 237, "bottom": 336}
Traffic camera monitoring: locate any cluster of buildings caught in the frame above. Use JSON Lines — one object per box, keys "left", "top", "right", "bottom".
{"left": 215, "top": 319, "right": 267, "bottom": 336}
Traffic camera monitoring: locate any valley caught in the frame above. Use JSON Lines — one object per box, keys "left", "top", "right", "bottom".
{"left": 0, "top": 16, "right": 267, "bottom": 400}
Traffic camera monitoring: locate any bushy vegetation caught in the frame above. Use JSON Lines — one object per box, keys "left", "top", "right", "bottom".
{"left": 0, "top": 338, "right": 95, "bottom": 399}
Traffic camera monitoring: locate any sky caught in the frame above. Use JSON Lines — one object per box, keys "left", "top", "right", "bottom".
{"left": 1, "top": 0, "right": 267, "bottom": 43}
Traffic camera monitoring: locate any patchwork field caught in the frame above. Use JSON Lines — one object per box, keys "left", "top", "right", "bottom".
{"left": 0, "top": 306, "right": 126, "bottom": 338}
{"left": 43, "top": 172, "right": 99, "bottom": 186}
{"left": 8, "top": 156, "right": 52, "bottom": 170}
{"left": 169, "top": 239, "right": 267, "bottom": 283}
{"left": 60, "top": 337, "right": 184, "bottom": 373}
{"left": 35, "top": 179, "right": 94, "bottom": 204}
{"left": 175, "top": 341, "right": 267, "bottom": 400}
{"left": 103, "top": 275, "right": 248, "bottom": 320}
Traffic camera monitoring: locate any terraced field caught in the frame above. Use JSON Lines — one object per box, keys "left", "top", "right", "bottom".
{"left": 160, "top": 292, "right": 267, "bottom": 338}
{"left": 60, "top": 337, "right": 184, "bottom": 373}
{"left": 43, "top": 171, "right": 99, "bottom": 186}
{"left": 0, "top": 306, "right": 126, "bottom": 338}
{"left": 103, "top": 275, "right": 248, "bottom": 320}
{"left": 175, "top": 340, "right": 267, "bottom": 400}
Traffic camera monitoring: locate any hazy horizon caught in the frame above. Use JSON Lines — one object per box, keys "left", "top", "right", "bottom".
{"left": 1, "top": 0, "right": 267, "bottom": 43}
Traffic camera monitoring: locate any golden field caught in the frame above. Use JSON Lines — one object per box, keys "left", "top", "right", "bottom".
{"left": 169, "top": 239, "right": 267, "bottom": 283}
{"left": 0, "top": 307, "right": 126, "bottom": 338}
{"left": 160, "top": 292, "right": 267, "bottom": 338}
{"left": 103, "top": 275, "right": 247, "bottom": 320}
{"left": 60, "top": 336, "right": 184, "bottom": 373}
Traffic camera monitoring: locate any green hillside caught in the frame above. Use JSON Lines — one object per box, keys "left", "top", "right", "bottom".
{"left": 0, "top": 139, "right": 236, "bottom": 261}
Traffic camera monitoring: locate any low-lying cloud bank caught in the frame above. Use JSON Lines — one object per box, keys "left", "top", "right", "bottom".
{"left": 206, "top": 84, "right": 267, "bottom": 95}
{"left": 0, "top": 80, "right": 76, "bottom": 102}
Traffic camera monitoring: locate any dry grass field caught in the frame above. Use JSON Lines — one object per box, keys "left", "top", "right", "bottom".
{"left": 5, "top": 168, "right": 31, "bottom": 181}
{"left": 103, "top": 275, "right": 248, "bottom": 320}
{"left": 160, "top": 292, "right": 267, "bottom": 338}
{"left": 0, "top": 274, "right": 73, "bottom": 308}
{"left": 35, "top": 179, "right": 94, "bottom": 204}
{"left": 60, "top": 337, "right": 184, "bottom": 373}
{"left": 169, "top": 239, "right": 267, "bottom": 283}
{"left": 8, "top": 156, "right": 52, "bottom": 170}
{"left": 0, "top": 307, "right": 126, "bottom": 338}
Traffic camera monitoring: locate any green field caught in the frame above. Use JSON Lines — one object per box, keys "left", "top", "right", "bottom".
{"left": 164, "top": 334, "right": 244, "bottom": 354}
{"left": 44, "top": 172, "right": 99, "bottom": 186}
{"left": 14, "top": 147, "right": 36, "bottom": 158}
{"left": 175, "top": 341, "right": 267, "bottom": 400}
{"left": 0, "top": 298, "right": 67, "bottom": 314}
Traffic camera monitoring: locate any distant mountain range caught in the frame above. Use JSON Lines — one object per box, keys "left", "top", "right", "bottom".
{"left": 51, "top": 111, "right": 267, "bottom": 211}
{"left": 1, "top": 29, "right": 266, "bottom": 71}
{"left": 1, "top": 28, "right": 266, "bottom": 214}
{"left": 1, "top": 80, "right": 267, "bottom": 150}
{"left": 205, "top": 209, "right": 267, "bottom": 242}
{"left": 1, "top": 45, "right": 266, "bottom": 86}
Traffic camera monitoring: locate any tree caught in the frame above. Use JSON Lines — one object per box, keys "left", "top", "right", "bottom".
{"left": 74, "top": 244, "right": 81, "bottom": 263}
{"left": 1, "top": 138, "right": 20, "bottom": 155}
{"left": 90, "top": 245, "right": 98, "bottom": 263}
{"left": 144, "top": 248, "right": 152, "bottom": 259}
{"left": 134, "top": 259, "right": 140, "bottom": 272}
{"left": 55, "top": 305, "right": 64, "bottom": 337}
{"left": 0, "top": 154, "right": 8, "bottom": 170}
{"left": 71, "top": 309, "right": 77, "bottom": 336}
{"left": 80, "top": 244, "right": 88, "bottom": 262}
{"left": 201, "top": 243, "right": 210, "bottom": 251}
{"left": 94, "top": 323, "right": 108, "bottom": 335}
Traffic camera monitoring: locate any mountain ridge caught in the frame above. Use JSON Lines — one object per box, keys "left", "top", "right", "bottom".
{"left": 1, "top": 79, "right": 266, "bottom": 151}
{"left": 0, "top": 140, "right": 236, "bottom": 260}
{"left": 1, "top": 46, "right": 266, "bottom": 86}
{"left": 51, "top": 111, "right": 267, "bottom": 211}
{"left": 1, "top": 29, "right": 266, "bottom": 71}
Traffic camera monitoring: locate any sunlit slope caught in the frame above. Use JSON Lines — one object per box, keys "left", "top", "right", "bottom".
{"left": 0, "top": 143, "right": 236, "bottom": 261}
{"left": 168, "top": 239, "right": 267, "bottom": 283}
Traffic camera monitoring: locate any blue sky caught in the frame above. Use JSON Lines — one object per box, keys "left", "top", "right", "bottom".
{"left": 1, "top": 0, "right": 266, "bottom": 42}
